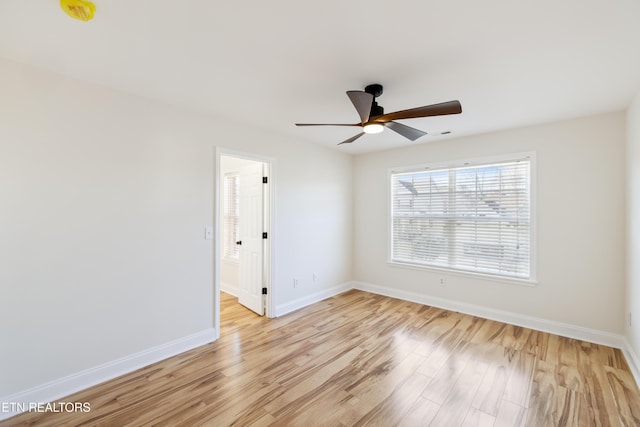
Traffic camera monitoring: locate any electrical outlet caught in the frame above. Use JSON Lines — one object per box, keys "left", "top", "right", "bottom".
{"left": 294, "top": 277, "right": 299, "bottom": 288}
{"left": 439, "top": 277, "right": 446, "bottom": 286}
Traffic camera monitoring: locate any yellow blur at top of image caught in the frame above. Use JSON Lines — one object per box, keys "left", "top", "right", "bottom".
{"left": 60, "top": 0, "right": 96, "bottom": 22}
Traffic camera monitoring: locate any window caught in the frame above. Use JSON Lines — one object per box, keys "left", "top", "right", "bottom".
{"left": 390, "top": 155, "right": 532, "bottom": 280}
{"left": 223, "top": 173, "right": 239, "bottom": 260}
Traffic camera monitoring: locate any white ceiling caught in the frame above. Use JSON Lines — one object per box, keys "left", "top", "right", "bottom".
{"left": 1, "top": 0, "right": 639, "bottom": 154}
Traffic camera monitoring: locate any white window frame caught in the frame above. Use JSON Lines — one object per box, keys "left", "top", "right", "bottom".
{"left": 388, "top": 152, "right": 537, "bottom": 285}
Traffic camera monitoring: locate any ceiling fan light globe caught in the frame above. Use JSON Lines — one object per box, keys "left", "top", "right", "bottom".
{"left": 363, "top": 124, "right": 384, "bottom": 134}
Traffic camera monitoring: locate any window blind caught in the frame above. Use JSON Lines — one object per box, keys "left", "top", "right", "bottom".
{"left": 223, "top": 174, "right": 239, "bottom": 259}
{"left": 391, "top": 159, "right": 531, "bottom": 279}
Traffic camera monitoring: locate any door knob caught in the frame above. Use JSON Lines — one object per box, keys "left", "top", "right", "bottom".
{"left": 236, "top": 240, "right": 242, "bottom": 245}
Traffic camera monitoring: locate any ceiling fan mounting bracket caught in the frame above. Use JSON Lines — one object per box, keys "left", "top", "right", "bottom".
{"left": 364, "top": 83, "right": 383, "bottom": 98}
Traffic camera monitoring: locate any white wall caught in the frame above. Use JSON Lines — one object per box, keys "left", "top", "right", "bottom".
{"left": 220, "top": 258, "right": 239, "bottom": 294}
{"left": 626, "top": 91, "right": 640, "bottom": 357}
{"left": 0, "top": 59, "right": 352, "bottom": 399}
{"left": 354, "top": 112, "right": 626, "bottom": 334}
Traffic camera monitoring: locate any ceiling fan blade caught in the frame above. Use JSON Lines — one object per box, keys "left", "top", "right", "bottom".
{"left": 346, "top": 91, "right": 374, "bottom": 124}
{"left": 385, "top": 121, "right": 427, "bottom": 141}
{"left": 375, "top": 100, "right": 462, "bottom": 122}
{"left": 338, "top": 132, "right": 365, "bottom": 145}
{"left": 295, "top": 123, "right": 360, "bottom": 126}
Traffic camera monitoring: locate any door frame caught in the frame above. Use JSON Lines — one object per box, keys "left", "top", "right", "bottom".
{"left": 214, "top": 147, "right": 275, "bottom": 335}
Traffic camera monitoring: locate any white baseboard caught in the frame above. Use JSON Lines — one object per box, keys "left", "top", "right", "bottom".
{"left": 0, "top": 328, "right": 217, "bottom": 422}
{"left": 220, "top": 282, "right": 239, "bottom": 297}
{"left": 621, "top": 338, "right": 640, "bottom": 387}
{"left": 352, "top": 281, "right": 626, "bottom": 349}
{"left": 275, "top": 282, "right": 354, "bottom": 317}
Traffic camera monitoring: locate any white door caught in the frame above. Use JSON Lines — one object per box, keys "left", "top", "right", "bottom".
{"left": 237, "top": 162, "right": 264, "bottom": 315}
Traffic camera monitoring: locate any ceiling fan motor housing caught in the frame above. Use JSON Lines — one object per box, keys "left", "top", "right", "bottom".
{"left": 370, "top": 101, "right": 384, "bottom": 117}
{"left": 365, "top": 84, "right": 384, "bottom": 118}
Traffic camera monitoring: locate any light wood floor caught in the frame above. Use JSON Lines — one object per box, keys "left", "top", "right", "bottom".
{"left": 3, "top": 290, "right": 640, "bottom": 426}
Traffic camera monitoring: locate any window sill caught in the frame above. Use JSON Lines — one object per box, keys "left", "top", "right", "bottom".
{"left": 387, "top": 260, "right": 538, "bottom": 288}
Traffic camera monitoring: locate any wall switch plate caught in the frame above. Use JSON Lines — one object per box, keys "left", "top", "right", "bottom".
{"left": 205, "top": 226, "right": 213, "bottom": 240}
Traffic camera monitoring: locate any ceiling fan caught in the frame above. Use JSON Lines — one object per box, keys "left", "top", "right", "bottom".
{"left": 295, "top": 84, "right": 462, "bottom": 145}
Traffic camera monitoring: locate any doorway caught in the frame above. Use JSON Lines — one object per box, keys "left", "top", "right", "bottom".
{"left": 215, "top": 150, "right": 273, "bottom": 336}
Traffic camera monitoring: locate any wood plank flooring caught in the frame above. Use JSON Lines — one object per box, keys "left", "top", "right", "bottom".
{"left": 3, "top": 290, "right": 640, "bottom": 426}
